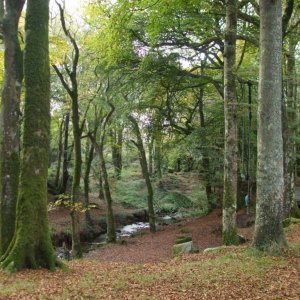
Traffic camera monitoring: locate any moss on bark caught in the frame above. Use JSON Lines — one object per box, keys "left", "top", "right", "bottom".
{"left": 0, "top": 0, "right": 59, "bottom": 271}
{"left": 0, "top": 0, "right": 24, "bottom": 256}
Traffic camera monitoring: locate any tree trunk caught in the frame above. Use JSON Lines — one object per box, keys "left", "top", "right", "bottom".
{"left": 59, "top": 113, "right": 70, "bottom": 194}
{"left": 84, "top": 141, "right": 94, "bottom": 227}
{"left": 283, "top": 37, "right": 300, "bottom": 218}
{"left": 111, "top": 128, "right": 123, "bottom": 180}
{"left": 154, "top": 140, "right": 162, "bottom": 179}
{"left": 148, "top": 138, "right": 154, "bottom": 176}
{"left": 222, "top": 0, "right": 238, "bottom": 245}
{"left": 54, "top": 117, "right": 64, "bottom": 189}
{"left": 198, "top": 88, "right": 213, "bottom": 204}
{"left": 70, "top": 88, "right": 83, "bottom": 258}
{"left": 0, "top": 0, "right": 58, "bottom": 271}
{"left": 0, "top": 0, "right": 24, "bottom": 256}
{"left": 129, "top": 116, "right": 156, "bottom": 233}
{"left": 252, "top": 0, "right": 287, "bottom": 250}
{"left": 98, "top": 144, "right": 116, "bottom": 243}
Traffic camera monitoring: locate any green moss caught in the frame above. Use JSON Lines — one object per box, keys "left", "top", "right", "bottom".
{"left": 0, "top": 0, "right": 60, "bottom": 272}
{"left": 175, "top": 236, "right": 192, "bottom": 244}
{"left": 223, "top": 227, "right": 239, "bottom": 246}
{"left": 223, "top": 178, "right": 235, "bottom": 209}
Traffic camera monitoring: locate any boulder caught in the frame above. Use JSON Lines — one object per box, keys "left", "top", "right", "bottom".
{"left": 175, "top": 236, "right": 192, "bottom": 244}
{"left": 172, "top": 241, "right": 199, "bottom": 257}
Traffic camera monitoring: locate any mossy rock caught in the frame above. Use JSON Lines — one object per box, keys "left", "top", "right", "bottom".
{"left": 203, "top": 245, "right": 227, "bottom": 254}
{"left": 175, "top": 236, "right": 192, "bottom": 244}
{"left": 172, "top": 241, "right": 199, "bottom": 257}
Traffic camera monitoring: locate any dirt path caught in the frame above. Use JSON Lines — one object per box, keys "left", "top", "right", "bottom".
{"left": 86, "top": 209, "right": 254, "bottom": 263}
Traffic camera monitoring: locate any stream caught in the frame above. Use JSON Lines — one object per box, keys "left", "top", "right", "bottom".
{"left": 56, "top": 214, "right": 178, "bottom": 259}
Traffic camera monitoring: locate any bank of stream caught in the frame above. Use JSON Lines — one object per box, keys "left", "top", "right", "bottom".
{"left": 54, "top": 212, "right": 179, "bottom": 259}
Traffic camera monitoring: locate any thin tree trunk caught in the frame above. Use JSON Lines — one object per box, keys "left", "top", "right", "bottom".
{"left": 98, "top": 144, "right": 116, "bottom": 243}
{"left": 84, "top": 141, "right": 94, "bottom": 227}
{"left": 129, "top": 115, "right": 156, "bottom": 233}
{"left": 198, "top": 88, "right": 213, "bottom": 203}
{"left": 222, "top": 0, "right": 238, "bottom": 245}
{"left": 111, "top": 128, "right": 123, "bottom": 179}
{"left": 252, "top": 0, "right": 287, "bottom": 250}
{"left": 0, "top": 0, "right": 24, "bottom": 256}
{"left": 52, "top": 3, "right": 83, "bottom": 257}
{"left": 70, "top": 88, "right": 82, "bottom": 258}
{"left": 1, "top": 0, "right": 58, "bottom": 271}
{"left": 59, "top": 113, "right": 70, "bottom": 194}
{"left": 148, "top": 138, "right": 154, "bottom": 176}
{"left": 154, "top": 140, "right": 162, "bottom": 179}
{"left": 55, "top": 117, "right": 64, "bottom": 189}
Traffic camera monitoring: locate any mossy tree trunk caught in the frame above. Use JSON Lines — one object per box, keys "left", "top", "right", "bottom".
{"left": 54, "top": 117, "right": 64, "bottom": 189}
{"left": 98, "top": 143, "right": 116, "bottom": 242}
{"left": 222, "top": 0, "right": 238, "bottom": 245}
{"left": 252, "top": 0, "right": 287, "bottom": 250}
{"left": 84, "top": 140, "right": 94, "bottom": 227}
{"left": 52, "top": 3, "right": 84, "bottom": 258}
{"left": 154, "top": 139, "right": 162, "bottom": 179}
{"left": 148, "top": 138, "right": 154, "bottom": 176}
{"left": 198, "top": 88, "right": 213, "bottom": 204}
{"left": 0, "top": 0, "right": 58, "bottom": 271}
{"left": 110, "top": 128, "right": 123, "bottom": 180}
{"left": 0, "top": 0, "right": 24, "bottom": 256}
{"left": 59, "top": 113, "right": 70, "bottom": 194}
{"left": 129, "top": 115, "right": 156, "bottom": 233}
{"left": 90, "top": 99, "right": 117, "bottom": 243}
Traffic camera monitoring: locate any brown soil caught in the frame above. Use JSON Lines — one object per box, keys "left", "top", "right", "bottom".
{"left": 86, "top": 209, "right": 255, "bottom": 263}
{"left": 48, "top": 193, "right": 142, "bottom": 234}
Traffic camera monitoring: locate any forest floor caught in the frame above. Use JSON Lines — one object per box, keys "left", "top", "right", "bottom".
{"left": 0, "top": 209, "right": 299, "bottom": 299}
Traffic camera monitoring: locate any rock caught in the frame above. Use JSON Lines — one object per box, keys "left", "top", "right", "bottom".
{"left": 203, "top": 246, "right": 227, "bottom": 254}
{"left": 175, "top": 236, "right": 192, "bottom": 244}
{"left": 172, "top": 241, "right": 199, "bottom": 257}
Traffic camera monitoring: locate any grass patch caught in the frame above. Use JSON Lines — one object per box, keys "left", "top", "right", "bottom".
{"left": 0, "top": 277, "right": 35, "bottom": 297}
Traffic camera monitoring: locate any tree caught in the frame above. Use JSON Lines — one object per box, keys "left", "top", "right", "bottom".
{"left": 0, "top": 0, "right": 25, "bottom": 256}
{"left": 129, "top": 114, "right": 156, "bottom": 233}
{"left": 0, "top": 0, "right": 58, "bottom": 271}
{"left": 252, "top": 0, "right": 287, "bottom": 250}
{"left": 52, "top": 3, "right": 84, "bottom": 258}
{"left": 222, "top": 0, "right": 239, "bottom": 245}
{"left": 89, "top": 88, "right": 117, "bottom": 243}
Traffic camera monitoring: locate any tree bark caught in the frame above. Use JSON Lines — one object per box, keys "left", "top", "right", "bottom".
{"left": 222, "top": 0, "right": 238, "bottom": 245}
{"left": 0, "top": 0, "right": 24, "bottom": 256}
{"left": 84, "top": 140, "right": 94, "bottom": 227}
{"left": 0, "top": 0, "right": 58, "bottom": 271}
{"left": 129, "top": 115, "right": 156, "bottom": 233}
{"left": 52, "top": 3, "right": 83, "bottom": 257}
{"left": 252, "top": 0, "right": 287, "bottom": 250}
{"left": 148, "top": 138, "right": 154, "bottom": 176}
{"left": 284, "top": 37, "right": 300, "bottom": 218}
{"left": 198, "top": 88, "right": 213, "bottom": 204}
{"left": 111, "top": 128, "right": 123, "bottom": 180}
{"left": 90, "top": 100, "right": 117, "bottom": 243}
{"left": 98, "top": 143, "right": 116, "bottom": 242}
{"left": 59, "top": 113, "right": 70, "bottom": 194}
{"left": 54, "top": 117, "right": 64, "bottom": 189}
